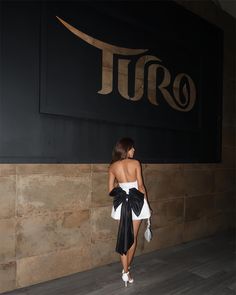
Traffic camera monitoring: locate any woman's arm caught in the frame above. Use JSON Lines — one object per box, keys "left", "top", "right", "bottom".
{"left": 136, "top": 161, "right": 147, "bottom": 199}
{"left": 108, "top": 166, "right": 116, "bottom": 193}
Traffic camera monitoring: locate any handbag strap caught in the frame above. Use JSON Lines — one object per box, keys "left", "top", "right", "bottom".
{"left": 147, "top": 217, "right": 151, "bottom": 227}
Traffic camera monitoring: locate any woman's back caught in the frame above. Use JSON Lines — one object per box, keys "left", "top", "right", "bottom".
{"left": 110, "top": 159, "right": 138, "bottom": 183}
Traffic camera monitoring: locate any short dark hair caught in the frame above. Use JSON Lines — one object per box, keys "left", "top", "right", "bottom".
{"left": 111, "top": 137, "right": 134, "bottom": 164}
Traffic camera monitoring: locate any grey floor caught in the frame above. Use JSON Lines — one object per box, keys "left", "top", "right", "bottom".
{"left": 3, "top": 229, "right": 236, "bottom": 295}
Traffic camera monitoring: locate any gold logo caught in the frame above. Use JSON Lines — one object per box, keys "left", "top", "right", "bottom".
{"left": 57, "top": 16, "right": 196, "bottom": 112}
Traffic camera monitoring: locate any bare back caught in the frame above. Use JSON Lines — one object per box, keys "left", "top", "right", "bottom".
{"left": 110, "top": 159, "right": 137, "bottom": 183}
{"left": 108, "top": 159, "right": 146, "bottom": 196}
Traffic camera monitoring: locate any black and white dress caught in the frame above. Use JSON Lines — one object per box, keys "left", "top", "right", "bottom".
{"left": 111, "top": 180, "right": 151, "bottom": 220}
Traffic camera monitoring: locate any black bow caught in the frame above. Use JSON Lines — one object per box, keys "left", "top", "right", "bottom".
{"left": 109, "top": 187, "right": 144, "bottom": 255}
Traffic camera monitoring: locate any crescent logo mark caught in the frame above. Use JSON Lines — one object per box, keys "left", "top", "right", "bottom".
{"left": 56, "top": 16, "right": 148, "bottom": 55}
{"left": 56, "top": 16, "right": 197, "bottom": 112}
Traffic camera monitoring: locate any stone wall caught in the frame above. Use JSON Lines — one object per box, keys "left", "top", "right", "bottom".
{"left": 0, "top": 1, "right": 235, "bottom": 293}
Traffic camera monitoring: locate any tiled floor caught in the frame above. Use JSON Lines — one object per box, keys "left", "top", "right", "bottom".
{"left": 3, "top": 229, "right": 236, "bottom": 295}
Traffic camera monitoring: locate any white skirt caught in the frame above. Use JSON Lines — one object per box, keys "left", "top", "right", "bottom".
{"left": 111, "top": 180, "right": 151, "bottom": 220}
{"left": 111, "top": 197, "right": 151, "bottom": 220}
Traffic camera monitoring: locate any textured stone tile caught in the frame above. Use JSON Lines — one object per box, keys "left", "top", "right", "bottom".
{"left": 91, "top": 238, "right": 119, "bottom": 268}
{"left": 157, "top": 223, "right": 184, "bottom": 249}
{"left": 221, "top": 147, "right": 236, "bottom": 169}
{"left": 185, "top": 195, "right": 215, "bottom": 222}
{"left": 0, "top": 261, "right": 16, "bottom": 293}
{"left": 206, "top": 213, "right": 231, "bottom": 235}
{"left": 17, "top": 174, "right": 91, "bottom": 216}
{"left": 183, "top": 170, "right": 214, "bottom": 196}
{"left": 144, "top": 164, "right": 181, "bottom": 171}
{"left": 16, "top": 210, "right": 90, "bottom": 258}
{"left": 0, "top": 175, "right": 16, "bottom": 219}
{"left": 0, "top": 165, "right": 16, "bottom": 176}
{"left": 0, "top": 218, "right": 15, "bottom": 264}
{"left": 143, "top": 223, "right": 184, "bottom": 253}
{"left": 91, "top": 207, "right": 117, "bottom": 241}
{"left": 16, "top": 246, "right": 92, "bottom": 288}
{"left": 214, "top": 169, "right": 235, "bottom": 192}
{"left": 92, "top": 164, "right": 109, "bottom": 172}
{"left": 91, "top": 172, "right": 111, "bottom": 207}
{"left": 144, "top": 170, "right": 185, "bottom": 200}
{"left": 214, "top": 191, "right": 235, "bottom": 212}
{"left": 183, "top": 217, "right": 208, "bottom": 242}
{"left": 228, "top": 212, "right": 236, "bottom": 229}
{"left": 223, "top": 103, "right": 236, "bottom": 127}
{"left": 16, "top": 164, "right": 91, "bottom": 175}
{"left": 149, "top": 198, "right": 184, "bottom": 229}
{"left": 145, "top": 168, "right": 215, "bottom": 200}
{"left": 180, "top": 163, "right": 219, "bottom": 170}
{"left": 222, "top": 126, "right": 235, "bottom": 147}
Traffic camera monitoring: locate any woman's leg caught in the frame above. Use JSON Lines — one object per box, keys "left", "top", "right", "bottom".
{"left": 118, "top": 220, "right": 141, "bottom": 274}
{"left": 127, "top": 220, "right": 141, "bottom": 267}
{"left": 120, "top": 254, "right": 129, "bottom": 273}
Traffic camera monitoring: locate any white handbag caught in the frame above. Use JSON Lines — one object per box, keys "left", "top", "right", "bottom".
{"left": 144, "top": 218, "right": 152, "bottom": 242}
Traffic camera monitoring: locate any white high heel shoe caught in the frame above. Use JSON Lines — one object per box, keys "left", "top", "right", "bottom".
{"left": 122, "top": 271, "right": 134, "bottom": 287}
{"left": 122, "top": 266, "right": 131, "bottom": 274}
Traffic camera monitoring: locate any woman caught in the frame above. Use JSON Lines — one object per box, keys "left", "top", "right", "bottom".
{"left": 108, "top": 137, "right": 151, "bottom": 287}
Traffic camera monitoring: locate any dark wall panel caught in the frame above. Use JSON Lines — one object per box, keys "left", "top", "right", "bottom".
{"left": 0, "top": 1, "right": 223, "bottom": 163}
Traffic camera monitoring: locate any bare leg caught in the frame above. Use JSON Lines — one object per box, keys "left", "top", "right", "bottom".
{"left": 118, "top": 220, "right": 141, "bottom": 275}
{"left": 127, "top": 220, "right": 141, "bottom": 279}
{"left": 120, "top": 254, "right": 129, "bottom": 273}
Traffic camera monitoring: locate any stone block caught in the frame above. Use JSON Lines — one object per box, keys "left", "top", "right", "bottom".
{"left": 0, "top": 175, "right": 16, "bottom": 219}
{"left": 183, "top": 217, "right": 208, "bottom": 242}
{"left": 144, "top": 163, "right": 181, "bottom": 172}
{"left": 149, "top": 198, "right": 184, "bottom": 228}
{"left": 0, "top": 165, "right": 16, "bottom": 176}
{"left": 91, "top": 238, "right": 119, "bottom": 268}
{"left": 143, "top": 223, "right": 184, "bottom": 254}
{"left": 206, "top": 212, "right": 231, "bottom": 235}
{"left": 16, "top": 164, "right": 91, "bottom": 175}
{"left": 222, "top": 126, "right": 235, "bottom": 147}
{"left": 17, "top": 174, "right": 91, "bottom": 216}
{"left": 16, "top": 210, "right": 90, "bottom": 258}
{"left": 0, "top": 261, "right": 16, "bottom": 293}
{"left": 92, "top": 164, "right": 109, "bottom": 172}
{"left": 0, "top": 218, "right": 15, "bottom": 264}
{"left": 145, "top": 169, "right": 215, "bottom": 199}
{"left": 180, "top": 163, "right": 219, "bottom": 171}
{"left": 144, "top": 170, "right": 185, "bottom": 200}
{"left": 91, "top": 172, "right": 111, "bottom": 207}
{"left": 214, "top": 169, "right": 235, "bottom": 193}
{"left": 17, "top": 246, "right": 91, "bottom": 288}
{"left": 185, "top": 194, "right": 215, "bottom": 222}
{"left": 221, "top": 147, "right": 236, "bottom": 169}
{"left": 228, "top": 212, "right": 236, "bottom": 229}
{"left": 90, "top": 207, "right": 117, "bottom": 241}
{"left": 215, "top": 191, "right": 235, "bottom": 213}
{"left": 183, "top": 170, "right": 214, "bottom": 196}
